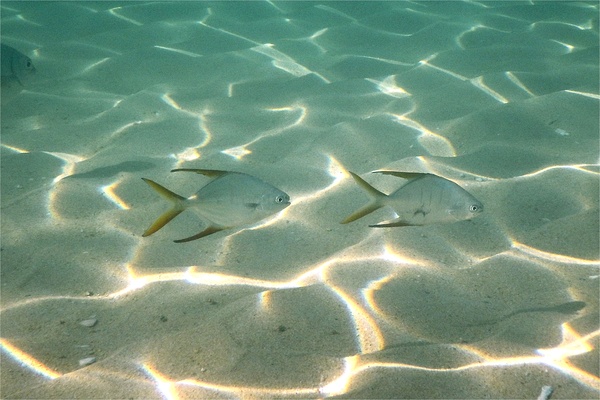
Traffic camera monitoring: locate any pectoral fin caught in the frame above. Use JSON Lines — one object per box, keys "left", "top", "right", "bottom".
{"left": 174, "top": 225, "right": 228, "bottom": 243}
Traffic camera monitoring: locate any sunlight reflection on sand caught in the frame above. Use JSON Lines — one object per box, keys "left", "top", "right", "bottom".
{"left": 1, "top": 1, "right": 598, "bottom": 398}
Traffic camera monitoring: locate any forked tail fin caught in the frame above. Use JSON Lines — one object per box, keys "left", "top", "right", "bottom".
{"left": 341, "top": 172, "right": 387, "bottom": 224}
{"left": 142, "top": 178, "right": 187, "bottom": 237}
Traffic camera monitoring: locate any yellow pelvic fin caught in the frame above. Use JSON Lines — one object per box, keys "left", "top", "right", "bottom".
{"left": 341, "top": 172, "right": 386, "bottom": 224}
{"left": 142, "top": 178, "right": 186, "bottom": 237}
{"left": 174, "top": 226, "right": 227, "bottom": 243}
{"left": 171, "top": 168, "right": 229, "bottom": 177}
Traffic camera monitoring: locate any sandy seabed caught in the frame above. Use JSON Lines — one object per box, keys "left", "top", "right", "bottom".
{"left": 1, "top": 1, "right": 599, "bottom": 399}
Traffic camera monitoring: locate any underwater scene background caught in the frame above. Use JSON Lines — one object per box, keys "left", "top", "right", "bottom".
{"left": 1, "top": 1, "right": 599, "bottom": 398}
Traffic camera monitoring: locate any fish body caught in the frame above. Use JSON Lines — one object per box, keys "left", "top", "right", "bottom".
{"left": 142, "top": 169, "right": 290, "bottom": 243}
{"left": 1, "top": 43, "right": 36, "bottom": 103}
{"left": 342, "top": 171, "right": 483, "bottom": 227}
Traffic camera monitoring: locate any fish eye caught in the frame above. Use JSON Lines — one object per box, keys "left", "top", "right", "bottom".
{"left": 469, "top": 204, "right": 479, "bottom": 212}
{"left": 275, "top": 195, "right": 285, "bottom": 203}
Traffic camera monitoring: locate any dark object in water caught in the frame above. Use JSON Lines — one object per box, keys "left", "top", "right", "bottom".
{"left": 1, "top": 43, "right": 36, "bottom": 103}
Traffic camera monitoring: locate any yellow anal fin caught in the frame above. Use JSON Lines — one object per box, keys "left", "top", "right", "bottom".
{"left": 174, "top": 226, "right": 227, "bottom": 243}
{"left": 171, "top": 168, "right": 229, "bottom": 177}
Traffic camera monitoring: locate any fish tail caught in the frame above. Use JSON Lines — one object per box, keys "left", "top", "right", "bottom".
{"left": 341, "top": 172, "right": 386, "bottom": 224}
{"left": 142, "top": 178, "right": 187, "bottom": 237}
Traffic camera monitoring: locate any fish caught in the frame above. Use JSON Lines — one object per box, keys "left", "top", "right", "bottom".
{"left": 1, "top": 43, "right": 36, "bottom": 84}
{"left": 341, "top": 170, "right": 483, "bottom": 227}
{"left": 1, "top": 43, "right": 36, "bottom": 102}
{"left": 142, "top": 168, "right": 290, "bottom": 243}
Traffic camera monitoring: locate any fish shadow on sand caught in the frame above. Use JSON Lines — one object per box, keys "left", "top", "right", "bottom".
{"left": 66, "top": 161, "right": 155, "bottom": 179}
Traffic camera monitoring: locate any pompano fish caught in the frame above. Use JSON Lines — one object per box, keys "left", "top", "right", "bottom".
{"left": 341, "top": 171, "right": 483, "bottom": 227}
{"left": 1, "top": 44, "right": 36, "bottom": 83}
{"left": 1, "top": 43, "right": 36, "bottom": 103}
{"left": 142, "top": 168, "right": 290, "bottom": 243}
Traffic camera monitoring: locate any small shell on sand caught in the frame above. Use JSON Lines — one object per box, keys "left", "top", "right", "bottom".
{"left": 537, "top": 386, "right": 554, "bottom": 400}
{"left": 80, "top": 318, "right": 97, "bottom": 327}
{"left": 79, "top": 357, "right": 96, "bottom": 367}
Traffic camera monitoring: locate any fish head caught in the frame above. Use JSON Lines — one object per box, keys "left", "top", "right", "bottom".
{"left": 447, "top": 196, "right": 484, "bottom": 221}
{"left": 267, "top": 189, "right": 291, "bottom": 211}
{"left": 12, "top": 53, "right": 36, "bottom": 84}
{"left": 247, "top": 188, "right": 290, "bottom": 216}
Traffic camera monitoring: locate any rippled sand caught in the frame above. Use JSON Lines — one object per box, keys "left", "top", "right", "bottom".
{"left": 1, "top": 2, "right": 598, "bottom": 398}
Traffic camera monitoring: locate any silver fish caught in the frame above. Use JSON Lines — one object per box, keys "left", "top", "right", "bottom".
{"left": 341, "top": 171, "right": 483, "bottom": 227}
{"left": 1, "top": 43, "right": 36, "bottom": 103}
{"left": 142, "top": 169, "right": 290, "bottom": 243}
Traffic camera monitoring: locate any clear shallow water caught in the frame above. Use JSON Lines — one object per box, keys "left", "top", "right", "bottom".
{"left": 1, "top": 1, "right": 598, "bottom": 398}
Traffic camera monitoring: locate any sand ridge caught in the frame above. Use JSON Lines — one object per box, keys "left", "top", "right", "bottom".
{"left": 1, "top": 1, "right": 598, "bottom": 398}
